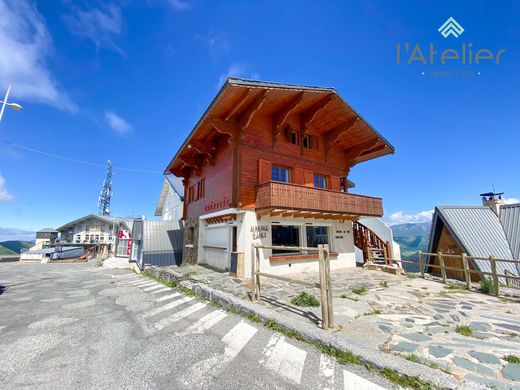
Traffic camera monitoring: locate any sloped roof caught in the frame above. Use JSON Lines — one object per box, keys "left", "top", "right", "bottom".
{"left": 37, "top": 228, "right": 58, "bottom": 233}
{"left": 428, "top": 206, "right": 517, "bottom": 276}
{"left": 57, "top": 214, "right": 132, "bottom": 232}
{"left": 500, "top": 203, "right": 520, "bottom": 260}
{"left": 154, "top": 176, "right": 184, "bottom": 216}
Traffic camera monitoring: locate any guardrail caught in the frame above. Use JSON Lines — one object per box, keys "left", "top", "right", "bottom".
{"left": 251, "top": 243, "right": 335, "bottom": 330}
{"left": 418, "top": 251, "right": 520, "bottom": 296}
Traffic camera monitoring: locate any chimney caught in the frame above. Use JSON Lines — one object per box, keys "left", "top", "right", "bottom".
{"left": 480, "top": 192, "right": 504, "bottom": 216}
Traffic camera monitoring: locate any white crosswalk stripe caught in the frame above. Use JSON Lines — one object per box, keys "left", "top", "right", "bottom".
{"left": 151, "top": 287, "right": 172, "bottom": 294}
{"left": 143, "top": 296, "right": 194, "bottom": 318}
{"left": 153, "top": 302, "right": 206, "bottom": 330}
{"left": 181, "top": 320, "right": 258, "bottom": 387}
{"left": 143, "top": 284, "right": 164, "bottom": 292}
{"left": 260, "top": 334, "right": 307, "bottom": 384}
{"left": 178, "top": 309, "right": 227, "bottom": 335}
{"left": 135, "top": 281, "right": 157, "bottom": 288}
{"left": 343, "top": 370, "right": 386, "bottom": 389}
{"left": 155, "top": 292, "right": 181, "bottom": 302}
{"left": 118, "top": 274, "right": 138, "bottom": 279}
{"left": 319, "top": 354, "right": 335, "bottom": 390}
{"left": 125, "top": 279, "right": 149, "bottom": 285}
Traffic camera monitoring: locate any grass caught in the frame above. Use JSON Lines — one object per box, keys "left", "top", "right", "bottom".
{"left": 455, "top": 325, "right": 473, "bottom": 337}
{"left": 380, "top": 368, "right": 433, "bottom": 390}
{"left": 142, "top": 271, "right": 178, "bottom": 288}
{"left": 407, "top": 274, "right": 418, "bottom": 279}
{"left": 444, "top": 283, "right": 463, "bottom": 290}
{"left": 379, "top": 281, "right": 389, "bottom": 288}
{"left": 352, "top": 286, "right": 368, "bottom": 295}
{"left": 363, "top": 309, "right": 381, "bottom": 316}
{"left": 340, "top": 294, "right": 359, "bottom": 301}
{"left": 480, "top": 278, "right": 494, "bottom": 295}
{"left": 504, "top": 355, "right": 520, "bottom": 364}
{"left": 405, "top": 354, "right": 421, "bottom": 363}
{"left": 290, "top": 292, "right": 320, "bottom": 307}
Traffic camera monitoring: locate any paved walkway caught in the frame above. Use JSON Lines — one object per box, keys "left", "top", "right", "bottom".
{"left": 0, "top": 262, "right": 393, "bottom": 389}
{"left": 166, "top": 264, "right": 520, "bottom": 389}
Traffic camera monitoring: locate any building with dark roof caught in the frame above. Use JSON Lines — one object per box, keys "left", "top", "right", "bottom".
{"left": 427, "top": 194, "right": 520, "bottom": 281}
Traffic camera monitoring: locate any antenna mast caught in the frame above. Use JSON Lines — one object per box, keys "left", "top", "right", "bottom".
{"left": 98, "top": 160, "right": 113, "bottom": 215}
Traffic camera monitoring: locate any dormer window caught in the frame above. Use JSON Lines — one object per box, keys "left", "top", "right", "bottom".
{"left": 303, "top": 135, "right": 319, "bottom": 150}
{"left": 285, "top": 128, "right": 299, "bottom": 145}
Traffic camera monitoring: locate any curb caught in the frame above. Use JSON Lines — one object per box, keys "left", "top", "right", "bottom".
{"left": 148, "top": 267, "right": 478, "bottom": 390}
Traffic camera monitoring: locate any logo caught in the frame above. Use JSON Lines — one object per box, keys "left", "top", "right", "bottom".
{"left": 438, "top": 17, "right": 464, "bottom": 38}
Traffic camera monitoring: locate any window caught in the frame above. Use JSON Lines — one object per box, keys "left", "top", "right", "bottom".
{"left": 314, "top": 174, "right": 328, "bottom": 189}
{"left": 272, "top": 165, "right": 290, "bottom": 183}
{"left": 198, "top": 178, "right": 205, "bottom": 199}
{"left": 306, "top": 226, "right": 329, "bottom": 247}
{"left": 188, "top": 179, "right": 205, "bottom": 203}
{"left": 285, "top": 128, "right": 299, "bottom": 145}
{"left": 303, "top": 135, "right": 319, "bottom": 150}
{"left": 272, "top": 225, "right": 300, "bottom": 254}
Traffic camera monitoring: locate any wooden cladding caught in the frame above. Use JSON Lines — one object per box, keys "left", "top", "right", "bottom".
{"left": 255, "top": 181, "right": 383, "bottom": 217}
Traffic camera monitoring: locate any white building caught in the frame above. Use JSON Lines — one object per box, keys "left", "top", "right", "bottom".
{"left": 154, "top": 176, "right": 184, "bottom": 221}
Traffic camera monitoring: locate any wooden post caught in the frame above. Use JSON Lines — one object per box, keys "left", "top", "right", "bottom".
{"left": 418, "top": 251, "right": 424, "bottom": 278}
{"left": 255, "top": 246, "right": 261, "bottom": 300}
{"left": 324, "top": 244, "right": 334, "bottom": 329}
{"left": 438, "top": 251, "right": 447, "bottom": 284}
{"left": 461, "top": 253, "right": 471, "bottom": 290}
{"left": 251, "top": 243, "right": 257, "bottom": 301}
{"left": 490, "top": 256, "right": 499, "bottom": 297}
{"left": 318, "top": 244, "right": 329, "bottom": 330}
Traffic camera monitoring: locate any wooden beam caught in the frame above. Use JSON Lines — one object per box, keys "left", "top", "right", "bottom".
{"left": 224, "top": 88, "right": 252, "bottom": 121}
{"left": 272, "top": 92, "right": 304, "bottom": 146}
{"left": 239, "top": 89, "right": 267, "bottom": 130}
{"left": 344, "top": 138, "right": 380, "bottom": 167}
{"left": 188, "top": 141, "right": 216, "bottom": 165}
{"left": 301, "top": 94, "right": 333, "bottom": 134}
{"left": 324, "top": 117, "right": 359, "bottom": 145}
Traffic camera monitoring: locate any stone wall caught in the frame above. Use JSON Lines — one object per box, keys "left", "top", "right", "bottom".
{"left": 182, "top": 218, "right": 199, "bottom": 264}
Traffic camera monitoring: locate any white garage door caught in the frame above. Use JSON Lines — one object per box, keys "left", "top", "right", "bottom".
{"left": 204, "top": 225, "right": 229, "bottom": 271}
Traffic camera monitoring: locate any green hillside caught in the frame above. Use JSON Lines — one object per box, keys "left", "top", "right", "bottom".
{"left": 0, "top": 241, "right": 34, "bottom": 255}
{"left": 391, "top": 222, "right": 431, "bottom": 272}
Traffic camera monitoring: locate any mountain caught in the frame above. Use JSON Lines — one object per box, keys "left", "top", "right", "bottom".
{"left": 391, "top": 222, "right": 431, "bottom": 272}
{"left": 0, "top": 241, "right": 34, "bottom": 255}
{"left": 390, "top": 222, "right": 431, "bottom": 238}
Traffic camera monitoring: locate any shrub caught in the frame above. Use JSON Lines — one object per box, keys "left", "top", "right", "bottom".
{"left": 480, "top": 278, "right": 494, "bottom": 294}
{"left": 504, "top": 355, "right": 520, "bottom": 364}
{"left": 291, "top": 292, "right": 320, "bottom": 307}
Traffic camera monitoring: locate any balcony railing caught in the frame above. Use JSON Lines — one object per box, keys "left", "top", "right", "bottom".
{"left": 255, "top": 181, "right": 383, "bottom": 217}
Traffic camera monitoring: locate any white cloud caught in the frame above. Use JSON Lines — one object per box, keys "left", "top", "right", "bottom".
{"left": 0, "top": 1, "right": 76, "bottom": 111}
{"left": 385, "top": 210, "right": 433, "bottom": 225}
{"left": 63, "top": 3, "right": 125, "bottom": 56}
{"left": 105, "top": 111, "right": 131, "bottom": 135}
{"left": 0, "top": 173, "right": 13, "bottom": 202}
{"left": 169, "top": 0, "right": 191, "bottom": 10}
{"left": 217, "top": 63, "right": 259, "bottom": 89}
{"left": 195, "top": 31, "right": 229, "bottom": 58}
{"left": 504, "top": 197, "right": 520, "bottom": 205}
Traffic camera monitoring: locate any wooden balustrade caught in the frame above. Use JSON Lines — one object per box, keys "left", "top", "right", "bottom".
{"left": 255, "top": 181, "right": 383, "bottom": 217}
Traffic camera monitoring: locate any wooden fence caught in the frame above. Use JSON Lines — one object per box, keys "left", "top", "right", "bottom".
{"left": 418, "top": 251, "right": 520, "bottom": 296}
{"left": 251, "top": 243, "right": 335, "bottom": 330}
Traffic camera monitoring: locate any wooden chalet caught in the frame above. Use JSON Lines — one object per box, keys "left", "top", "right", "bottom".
{"left": 165, "top": 78, "right": 395, "bottom": 276}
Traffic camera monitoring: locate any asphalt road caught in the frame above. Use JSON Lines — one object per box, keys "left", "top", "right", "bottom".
{"left": 0, "top": 262, "right": 396, "bottom": 389}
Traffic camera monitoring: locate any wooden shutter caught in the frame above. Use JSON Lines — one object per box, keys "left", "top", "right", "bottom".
{"left": 258, "top": 159, "right": 272, "bottom": 184}
{"left": 303, "top": 170, "right": 314, "bottom": 187}
{"left": 330, "top": 176, "right": 340, "bottom": 191}
{"left": 293, "top": 168, "right": 304, "bottom": 185}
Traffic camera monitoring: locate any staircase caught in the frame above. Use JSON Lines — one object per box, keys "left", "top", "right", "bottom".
{"left": 353, "top": 221, "right": 391, "bottom": 265}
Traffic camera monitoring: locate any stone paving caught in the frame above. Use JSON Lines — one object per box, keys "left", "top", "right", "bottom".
{"left": 161, "top": 264, "right": 520, "bottom": 389}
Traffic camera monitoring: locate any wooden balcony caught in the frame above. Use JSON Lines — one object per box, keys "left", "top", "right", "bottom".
{"left": 255, "top": 181, "right": 383, "bottom": 218}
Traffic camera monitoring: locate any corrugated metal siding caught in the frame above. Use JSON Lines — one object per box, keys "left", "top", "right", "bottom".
{"left": 438, "top": 206, "right": 517, "bottom": 276}
{"left": 500, "top": 204, "right": 520, "bottom": 260}
{"left": 133, "top": 220, "right": 184, "bottom": 267}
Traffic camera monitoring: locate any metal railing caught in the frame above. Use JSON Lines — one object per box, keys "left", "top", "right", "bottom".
{"left": 251, "top": 243, "right": 335, "bottom": 330}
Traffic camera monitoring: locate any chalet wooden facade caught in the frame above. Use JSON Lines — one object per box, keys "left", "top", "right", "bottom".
{"left": 165, "top": 78, "right": 395, "bottom": 276}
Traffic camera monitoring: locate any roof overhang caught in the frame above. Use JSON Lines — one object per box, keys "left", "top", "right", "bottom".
{"left": 164, "top": 77, "right": 395, "bottom": 177}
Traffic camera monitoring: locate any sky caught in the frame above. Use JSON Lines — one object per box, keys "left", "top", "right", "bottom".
{"left": 0, "top": 0, "right": 519, "bottom": 241}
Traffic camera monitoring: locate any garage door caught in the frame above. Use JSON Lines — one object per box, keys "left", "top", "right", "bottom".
{"left": 204, "top": 225, "right": 229, "bottom": 271}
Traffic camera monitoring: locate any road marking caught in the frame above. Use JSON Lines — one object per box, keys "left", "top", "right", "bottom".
{"left": 135, "top": 281, "right": 157, "bottom": 288}
{"left": 118, "top": 274, "right": 138, "bottom": 279}
{"left": 319, "top": 354, "right": 335, "bottom": 390}
{"left": 143, "top": 284, "right": 164, "bottom": 292}
{"left": 153, "top": 302, "right": 206, "bottom": 330}
{"left": 178, "top": 309, "right": 227, "bottom": 335}
{"left": 155, "top": 292, "right": 180, "bottom": 302}
{"left": 143, "top": 296, "right": 194, "bottom": 318}
{"left": 260, "top": 334, "right": 307, "bottom": 384}
{"left": 150, "top": 287, "right": 171, "bottom": 294}
{"left": 343, "top": 370, "right": 386, "bottom": 389}
{"left": 181, "top": 320, "right": 258, "bottom": 387}
{"left": 125, "top": 279, "right": 148, "bottom": 285}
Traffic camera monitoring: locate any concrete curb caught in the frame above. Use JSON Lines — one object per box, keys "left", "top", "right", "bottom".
{"left": 148, "top": 267, "right": 478, "bottom": 390}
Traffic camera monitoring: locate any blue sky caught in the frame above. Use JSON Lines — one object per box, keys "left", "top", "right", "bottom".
{"left": 0, "top": 0, "right": 519, "bottom": 240}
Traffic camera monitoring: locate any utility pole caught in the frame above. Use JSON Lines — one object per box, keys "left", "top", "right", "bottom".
{"left": 97, "top": 160, "right": 113, "bottom": 216}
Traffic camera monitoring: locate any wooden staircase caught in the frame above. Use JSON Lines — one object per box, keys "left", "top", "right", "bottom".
{"left": 353, "top": 221, "right": 392, "bottom": 265}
